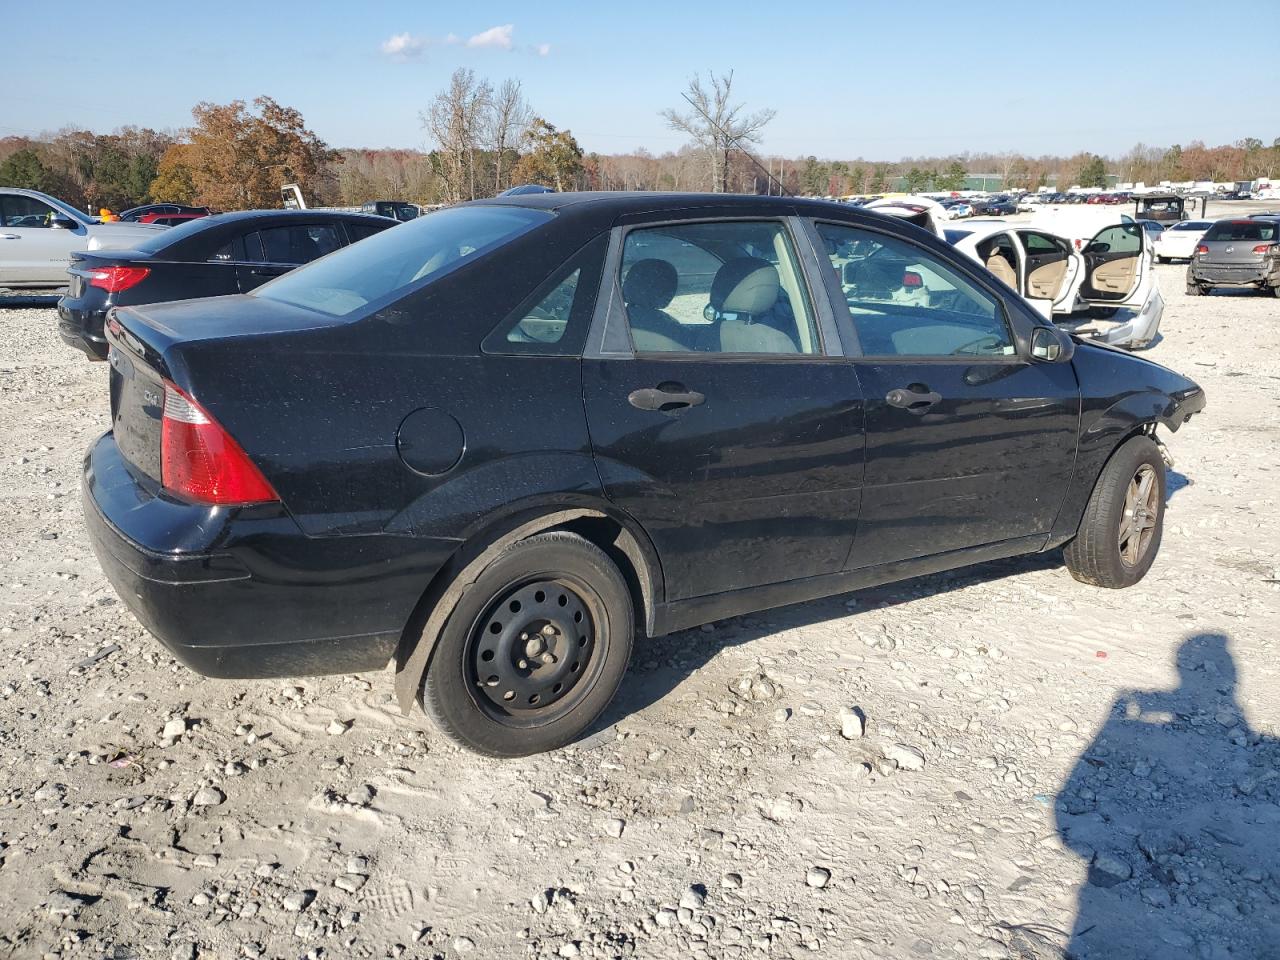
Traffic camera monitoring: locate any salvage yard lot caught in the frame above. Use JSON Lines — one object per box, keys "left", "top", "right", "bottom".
{"left": 1, "top": 263, "right": 1278, "bottom": 958}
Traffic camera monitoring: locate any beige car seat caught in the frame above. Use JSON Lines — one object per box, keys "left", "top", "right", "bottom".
{"left": 710, "top": 258, "right": 798, "bottom": 354}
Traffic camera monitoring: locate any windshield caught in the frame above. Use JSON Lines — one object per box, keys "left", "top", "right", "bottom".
{"left": 255, "top": 205, "right": 551, "bottom": 317}
{"left": 944, "top": 229, "right": 973, "bottom": 243}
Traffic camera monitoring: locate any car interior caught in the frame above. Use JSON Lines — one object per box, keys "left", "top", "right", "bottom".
{"left": 819, "top": 223, "right": 1016, "bottom": 358}
{"left": 976, "top": 234, "right": 1018, "bottom": 288}
{"left": 618, "top": 222, "right": 820, "bottom": 355}
{"left": 1080, "top": 223, "right": 1142, "bottom": 299}
{"left": 1016, "top": 230, "right": 1073, "bottom": 301}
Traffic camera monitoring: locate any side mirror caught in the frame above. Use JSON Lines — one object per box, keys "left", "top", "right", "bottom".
{"left": 49, "top": 216, "right": 77, "bottom": 230}
{"left": 1031, "top": 326, "right": 1074, "bottom": 363}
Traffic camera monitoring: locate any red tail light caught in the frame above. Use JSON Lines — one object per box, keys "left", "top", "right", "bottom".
{"left": 1253, "top": 243, "right": 1276, "bottom": 254}
{"left": 902, "top": 270, "right": 923, "bottom": 288}
{"left": 161, "top": 381, "right": 278, "bottom": 505}
{"left": 87, "top": 265, "right": 150, "bottom": 293}
{"left": 1196, "top": 244, "right": 1209, "bottom": 255}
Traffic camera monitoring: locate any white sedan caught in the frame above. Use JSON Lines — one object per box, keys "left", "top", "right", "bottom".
{"left": 1152, "top": 219, "right": 1214, "bottom": 263}
{"left": 944, "top": 220, "right": 1163, "bottom": 349}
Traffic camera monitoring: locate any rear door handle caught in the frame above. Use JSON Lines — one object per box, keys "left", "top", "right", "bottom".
{"left": 628, "top": 384, "right": 706, "bottom": 412}
{"left": 0, "top": 234, "right": 19, "bottom": 240}
{"left": 886, "top": 386, "right": 942, "bottom": 414}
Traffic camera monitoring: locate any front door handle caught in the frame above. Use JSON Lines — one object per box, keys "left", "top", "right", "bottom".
{"left": 0, "top": 234, "right": 19, "bottom": 240}
{"left": 886, "top": 385, "right": 942, "bottom": 414}
{"left": 628, "top": 383, "right": 706, "bottom": 412}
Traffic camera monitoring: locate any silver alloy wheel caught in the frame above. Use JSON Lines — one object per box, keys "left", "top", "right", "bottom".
{"left": 1119, "top": 464, "right": 1159, "bottom": 567}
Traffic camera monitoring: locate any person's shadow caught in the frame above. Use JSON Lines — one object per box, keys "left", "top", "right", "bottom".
{"left": 1055, "top": 633, "right": 1280, "bottom": 960}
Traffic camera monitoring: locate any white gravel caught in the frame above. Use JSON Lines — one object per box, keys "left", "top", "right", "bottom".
{"left": 0, "top": 264, "right": 1278, "bottom": 959}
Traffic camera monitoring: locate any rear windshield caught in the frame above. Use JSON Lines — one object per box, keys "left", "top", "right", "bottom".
{"left": 1203, "top": 220, "right": 1277, "bottom": 242}
{"left": 130, "top": 214, "right": 223, "bottom": 254}
{"left": 1170, "top": 221, "right": 1212, "bottom": 231}
{"left": 944, "top": 229, "right": 973, "bottom": 243}
{"left": 255, "top": 205, "right": 551, "bottom": 317}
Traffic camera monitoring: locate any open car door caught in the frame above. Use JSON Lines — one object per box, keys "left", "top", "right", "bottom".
{"left": 1065, "top": 222, "right": 1163, "bottom": 348}
{"left": 1015, "top": 229, "right": 1081, "bottom": 316}
{"left": 1079, "top": 222, "right": 1147, "bottom": 305}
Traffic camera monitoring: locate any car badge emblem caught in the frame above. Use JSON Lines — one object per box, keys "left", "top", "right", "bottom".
{"left": 1225, "top": 246, "right": 1234, "bottom": 253}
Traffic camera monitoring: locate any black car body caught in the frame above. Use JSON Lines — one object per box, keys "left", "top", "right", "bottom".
{"left": 83, "top": 192, "right": 1206, "bottom": 756}
{"left": 360, "top": 200, "right": 419, "bottom": 222}
{"left": 974, "top": 196, "right": 1017, "bottom": 216}
{"left": 57, "top": 210, "right": 396, "bottom": 360}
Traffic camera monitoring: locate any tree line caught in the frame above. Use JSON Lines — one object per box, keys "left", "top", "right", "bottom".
{"left": 2, "top": 75, "right": 1277, "bottom": 213}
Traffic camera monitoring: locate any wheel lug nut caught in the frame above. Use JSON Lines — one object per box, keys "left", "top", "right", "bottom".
{"left": 518, "top": 659, "right": 529, "bottom": 669}
{"left": 520, "top": 633, "right": 529, "bottom": 641}
{"left": 542, "top": 624, "right": 556, "bottom": 636}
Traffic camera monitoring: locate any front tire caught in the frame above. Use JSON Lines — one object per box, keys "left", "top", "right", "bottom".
{"left": 1064, "top": 436, "right": 1166, "bottom": 589}
{"left": 421, "top": 532, "right": 634, "bottom": 757}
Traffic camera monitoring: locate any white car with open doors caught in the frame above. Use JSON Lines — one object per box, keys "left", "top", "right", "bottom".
{"left": 944, "top": 220, "right": 1162, "bottom": 349}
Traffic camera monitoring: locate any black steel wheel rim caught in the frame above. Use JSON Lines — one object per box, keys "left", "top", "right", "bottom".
{"left": 465, "top": 576, "right": 604, "bottom": 727}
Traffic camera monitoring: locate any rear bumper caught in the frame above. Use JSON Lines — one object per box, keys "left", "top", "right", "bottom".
{"left": 1189, "top": 262, "right": 1278, "bottom": 287}
{"left": 56, "top": 297, "right": 109, "bottom": 360}
{"left": 82, "top": 433, "right": 456, "bottom": 679}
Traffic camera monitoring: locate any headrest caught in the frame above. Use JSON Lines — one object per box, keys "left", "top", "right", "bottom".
{"left": 711, "top": 257, "right": 779, "bottom": 316}
{"left": 622, "top": 259, "right": 677, "bottom": 309}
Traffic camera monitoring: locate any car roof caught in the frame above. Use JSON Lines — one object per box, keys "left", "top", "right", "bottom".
{"left": 475, "top": 190, "right": 844, "bottom": 217}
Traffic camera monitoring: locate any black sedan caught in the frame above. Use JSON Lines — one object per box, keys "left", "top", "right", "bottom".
{"left": 57, "top": 210, "right": 396, "bottom": 360}
{"left": 84, "top": 192, "right": 1205, "bottom": 757}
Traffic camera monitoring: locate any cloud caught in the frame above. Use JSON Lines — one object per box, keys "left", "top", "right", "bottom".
{"left": 380, "top": 32, "right": 426, "bottom": 60}
{"left": 535, "top": 42, "right": 551, "bottom": 56}
{"left": 467, "top": 24, "right": 514, "bottom": 49}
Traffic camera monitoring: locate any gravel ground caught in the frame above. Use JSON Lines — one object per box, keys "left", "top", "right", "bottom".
{"left": 0, "top": 264, "right": 1278, "bottom": 960}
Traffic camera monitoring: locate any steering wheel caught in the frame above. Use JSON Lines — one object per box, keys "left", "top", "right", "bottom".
{"left": 952, "top": 334, "right": 1006, "bottom": 356}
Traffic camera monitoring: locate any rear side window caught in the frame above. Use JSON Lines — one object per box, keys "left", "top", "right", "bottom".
{"left": 255, "top": 206, "right": 551, "bottom": 317}
{"left": 345, "top": 220, "right": 394, "bottom": 243}
{"left": 260, "top": 224, "right": 343, "bottom": 264}
{"left": 482, "top": 233, "right": 608, "bottom": 356}
{"left": 1204, "top": 220, "right": 1276, "bottom": 242}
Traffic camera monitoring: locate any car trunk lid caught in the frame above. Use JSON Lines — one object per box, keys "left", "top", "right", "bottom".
{"left": 104, "top": 295, "right": 346, "bottom": 485}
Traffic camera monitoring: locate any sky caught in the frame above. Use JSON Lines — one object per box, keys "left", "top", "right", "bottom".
{"left": 4, "top": 0, "right": 1275, "bottom": 161}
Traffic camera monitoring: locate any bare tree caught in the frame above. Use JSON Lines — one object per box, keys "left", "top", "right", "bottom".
{"left": 487, "top": 79, "right": 532, "bottom": 194}
{"left": 661, "top": 71, "right": 774, "bottom": 192}
{"left": 422, "top": 68, "right": 492, "bottom": 203}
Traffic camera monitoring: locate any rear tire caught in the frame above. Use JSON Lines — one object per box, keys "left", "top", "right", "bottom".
{"left": 421, "top": 531, "right": 633, "bottom": 757}
{"left": 1063, "top": 436, "right": 1166, "bottom": 589}
{"left": 1185, "top": 282, "right": 1203, "bottom": 296}
{"left": 1156, "top": 255, "right": 1169, "bottom": 264}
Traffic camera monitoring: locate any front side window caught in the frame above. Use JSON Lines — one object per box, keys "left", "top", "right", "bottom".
{"left": 1086, "top": 224, "right": 1143, "bottom": 254}
{"left": 618, "top": 220, "right": 820, "bottom": 355}
{"left": 1, "top": 195, "right": 55, "bottom": 228}
{"left": 256, "top": 205, "right": 551, "bottom": 317}
{"left": 816, "top": 221, "right": 1015, "bottom": 358}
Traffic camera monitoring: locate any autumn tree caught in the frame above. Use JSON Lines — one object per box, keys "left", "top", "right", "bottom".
{"left": 423, "top": 69, "right": 493, "bottom": 203}
{"left": 178, "top": 97, "right": 337, "bottom": 209}
{"left": 149, "top": 144, "right": 197, "bottom": 204}
{"left": 662, "top": 71, "right": 774, "bottom": 192}
{"left": 0, "top": 149, "right": 59, "bottom": 193}
{"left": 513, "top": 119, "right": 585, "bottom": 191}
{"left": 488, "top": 79, "right": 532, "bottom": 193}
